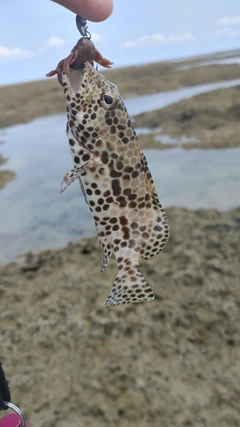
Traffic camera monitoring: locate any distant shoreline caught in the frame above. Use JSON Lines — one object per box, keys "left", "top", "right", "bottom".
{"left": 1, "top": 50, "right": 240, "bottom": 130}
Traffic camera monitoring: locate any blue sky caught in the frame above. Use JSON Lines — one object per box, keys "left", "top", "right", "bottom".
{"left": 0, "top": 0, "right": 240, "bottom": 85}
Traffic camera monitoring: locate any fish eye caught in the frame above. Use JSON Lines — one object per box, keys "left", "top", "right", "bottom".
{"left": 100, "top": 93, "right": 117, "bottom": 109}
{"left": 104, "top": 95, "right": 113, "bottom": 104}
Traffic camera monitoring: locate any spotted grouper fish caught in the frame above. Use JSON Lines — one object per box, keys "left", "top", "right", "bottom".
{"left": 47, "top": 41, "right": 170, "bottom": 306}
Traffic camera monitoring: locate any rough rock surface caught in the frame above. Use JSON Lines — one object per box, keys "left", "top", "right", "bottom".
{"left": 1, "top": 207, "right": 240, "bottom": 427}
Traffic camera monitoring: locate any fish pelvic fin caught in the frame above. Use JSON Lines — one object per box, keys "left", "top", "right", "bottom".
{"left": 103, "top": 261, "right": 155, "bottom": 306}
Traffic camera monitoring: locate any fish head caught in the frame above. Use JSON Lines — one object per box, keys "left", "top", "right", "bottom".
{"left": 62, "top": 62, "right": 134, "bottom": 151}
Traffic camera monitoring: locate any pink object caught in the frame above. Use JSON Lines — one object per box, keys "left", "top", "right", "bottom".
{"left": 0, "top": 414, "right": 28, "bottom": 427}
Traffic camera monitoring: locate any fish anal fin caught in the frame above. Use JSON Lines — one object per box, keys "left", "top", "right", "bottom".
{"left": 96, "top": 227, "right": 112, "bottom": 272}
{"left": 103, "top": 262, "right": 155, "bottom": 306}
{"left": 101, "top": 249, "right": 112, "bottom": 272}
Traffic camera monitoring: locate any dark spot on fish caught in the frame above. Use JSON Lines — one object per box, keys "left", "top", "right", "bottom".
{"left": 83, "top": 131, "right": 90, "bottom": 138}
{"left": 128, "top": 239, "right": 135, "bottom": 248}
{"left": 129, "top": 201, "right": 137, "bottom": 209}
{"left": 110, "top": 218, "right": 117, "bottom": 224}
{"left": 111, "top": 179, "right": 121, "bottom": 196}
{"left": 131, "top": 222, "right": 138, "bottom": 229}
{"left": 74, "top": 156, "right": 80, "bottom": 164}
{"left": 91, "top": 113, "right": 96, "bottom": 120}
{"left": 110, "top": 126, "right": 116, "bottom": 134}
{"left": 106, "top": 118, "right": 112, "bottom": 126}
{"left": 121, "top": 241, "right": 127, "bottom": 248}
{"left": 129, "top": 193, "right": 137, "bottom": 200}
{"left": 124, "top": 166, "right": 134, "bottom": 174}
{"left": 101, "top": 152, "right": 109, "bottom": 164}
{"left": 116, "top": 161, "right": 124, "bottom": 170}
{"left": 117, "top": 196, "right": 127, "bottom": 207}
{"left": 99, "top": 168, "right": 105, "bottom": 176}
{"left": 69, "top": 138, "right": 75, "bottom": 146}
{"left": 110, "top": 170, "right": 122, "bottom": 178}
{"left": 82, "top": 154, "right": 90, "bottom": 161}
{"left": 120, "top": 216, "right": 128, "bottom": 226}
{"left": 78, "top": 124, "right": 85, "bottom": 131}
{"left": 132, "top": 171, "right": 139, "bottom": 178}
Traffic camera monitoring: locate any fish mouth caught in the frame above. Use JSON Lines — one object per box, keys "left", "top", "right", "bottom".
{"left": 66, "top": 68, "right": 85, "bottom": 93}
{"left": 62, "top": 62, "right": 97, "bottom": 101}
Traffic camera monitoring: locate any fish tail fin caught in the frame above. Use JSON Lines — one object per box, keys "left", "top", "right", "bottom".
{"left": 103, "top": 262, "right": 155, "bottom": 306}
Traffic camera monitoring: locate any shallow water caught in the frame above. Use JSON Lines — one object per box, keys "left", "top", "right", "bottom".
{"left": 178, "top": 56, "right": 240, "bottom": 70}
{"left": 126, "top": 78, "right": 240, "bottom": 116}
{"left": 0, "top": 114, "right": 239, "bottom": 265}
{"left": 1, "top": 78, "right": 240, "bottom": 264}
{"left": 155, "top": 134, "right": 199, "bottom": 145}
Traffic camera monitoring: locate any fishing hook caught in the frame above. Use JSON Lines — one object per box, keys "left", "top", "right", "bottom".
{"left": 76, "top": 15, "right": 91, "bottom": 39}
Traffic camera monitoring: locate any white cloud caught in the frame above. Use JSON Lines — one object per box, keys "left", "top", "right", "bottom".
{"left": 46, "top": 36, "right": 65, "bottom": 48}
{"left": 218, "top": 16, "right": 240, "bottom": 26}
{"left": 121, "top": 32, "right": 194, "bottom": 49}
{"left": 169, "top": 33, "right": 194, "bottom": 41}
{"left": 0, "top": 46, "right": 34, "bottom": 62}
{"left": 215, "top": 27, "right": 240, "bottom": 37}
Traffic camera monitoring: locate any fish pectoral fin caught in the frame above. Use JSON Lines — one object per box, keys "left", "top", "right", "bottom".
{"left": 103, "top": 262, "right": 155, "bottom": 306}
{"left": 60, "top": 156, "right": 102, "bottom": 193}
{"left": 60, "top": 167, "right": 83, "bottom": 193}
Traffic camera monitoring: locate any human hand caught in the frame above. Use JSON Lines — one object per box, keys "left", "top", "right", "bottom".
{"left": 52, "top": 0, "right": 113, "bottom": 22}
